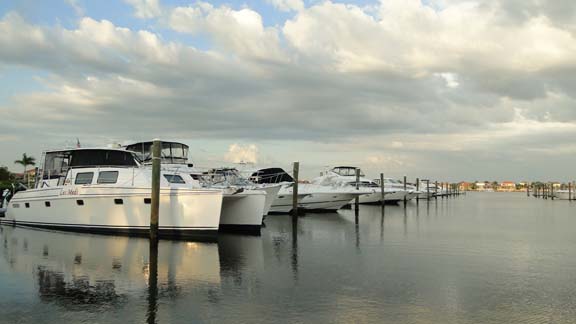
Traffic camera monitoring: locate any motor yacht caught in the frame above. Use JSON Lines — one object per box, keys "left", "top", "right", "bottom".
{"left": 312, "top": 166, "right": 396, "bottom": 204}
{"left": 1, "top": 148, "right": 223, "bottom": 239}
{"left": 244, "top": 167, "right": 368, "bottom": 212}
{"left": 125, "top": 141, "right": 270, "bottom": 232}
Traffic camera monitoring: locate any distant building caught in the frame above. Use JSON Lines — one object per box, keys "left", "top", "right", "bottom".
{"left": 476, "top": 182, "right": 486, "bottom": 191}
{"left": 500, "top": 181, "right": 516, "bottom": 191}
{"left": 459, "top": 182, "right": 472, "bottom": 191}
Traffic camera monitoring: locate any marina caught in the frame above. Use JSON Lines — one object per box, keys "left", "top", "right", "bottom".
{"left": 2, "top": 192, "right": 576, "bottom": 323}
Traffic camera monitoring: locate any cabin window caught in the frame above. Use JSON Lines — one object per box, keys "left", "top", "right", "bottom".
{"left": 114, "top": 199, "right": 123, "bottom": 205}
{"left": 75, "top": 172, "right": 94, "bottom": 185}
{"left": 12, "top": 203, "right": 20, "bottom": 208}
{"left": 45, "top": 201, "right": 51, "bottom": 207}
{"left": 144, "top": 198, "right": 151, "bottom": 204}
{"left": 97, "top": 171, "right": 119, "bottom": 184}
{"left": 76, "top": 200, "right": 84, "bottom": 206}
{"left": 25, "top": 203, "right": 30, "bottom": 208}
{"left": 164, "top": 174, "right": 185, "bottom": 184}
{"left": 190, "top": 174, "right": 200, "bottom": 180}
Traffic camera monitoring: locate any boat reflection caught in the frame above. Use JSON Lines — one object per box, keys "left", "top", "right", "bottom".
{"left": 0, "top": 225, "right": 266, "bottom": 320}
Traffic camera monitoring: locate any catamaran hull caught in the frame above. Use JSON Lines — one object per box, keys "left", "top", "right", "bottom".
{"left": 258, "top": 185, "right": 282, "bottom": 215}
{"left": 220, "top": 190, "right": 266, "bottom": 233}
{"left": 2, "top": 186, "right": 223, "bottom": 239}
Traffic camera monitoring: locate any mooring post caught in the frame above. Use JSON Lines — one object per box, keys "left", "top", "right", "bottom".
{"left": 403, "top": 175, "right": 407, "bottom": 206}
{"left": 551, "top": 182, "right": 555, "bottom": 200}
{"left": 416, "top": 178, "right": 420, "bottom": 205}
{"left": 435, "top": 181, "right": 438, "bottom": 200}
{"left": 355, "top": 168, "right": 360, "bottom": 213}
{"left": 292, "top": 162, "right": 299, "bottom": 218}
{"left": 571, "top": 182, "right": 574, "bottom": 201}
{"left": 150, "top": 139, "right": 161, "bottom": 241}
{"left": 380, "top": 173, "right": 385, "bottom": 206}
{"left": 426, "top": 180, "right": 430, "bottom": 200}
{"left": 527, "top": 183, "right": 530, "bottom": 197}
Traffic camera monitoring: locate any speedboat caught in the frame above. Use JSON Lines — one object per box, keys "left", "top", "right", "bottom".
{"left": 244, "top": 167, "right": 368, "bottom": 212}
{"left": 125, "top": 141, "right": 270, "bottom": 232}
{"left": 1, "top": 147, "right": 223, "bottom": 239}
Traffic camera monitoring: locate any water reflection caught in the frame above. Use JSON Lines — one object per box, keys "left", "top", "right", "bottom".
{"left": 3, "top": 193, "right": 576, "bottom": 323}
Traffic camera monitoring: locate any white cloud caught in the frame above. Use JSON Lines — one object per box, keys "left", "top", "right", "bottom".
{"left": 124, "top": 0, "right": 162, "bottom": 19}
{"left": 3, "top": 1, "right": 576, "bottom": 179}
{"left": 224, "top": 144, "right": 259, "bottom": 164}
{"left": 168, "top": 2, "right": 287, "bottom": 61}
{"left": 65, "top": 0, "right": 84, "bottom": 16}
{"left": 267, "top": 0, "right": 305, "bottom": 12}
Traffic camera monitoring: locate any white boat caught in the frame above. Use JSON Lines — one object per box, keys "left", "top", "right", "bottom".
{"left": 554, "top": 190, "right": 574, "bottom": 200}
{"left": 312, "top": 166, "right": 398, "bottom": 204}
{"left": 125, "top": 141, "right": 270, "bottom": 232}
{"left": 417, "top": 182, "right": 441, "bottom": 199}
{"left": 1, "top": 148, "right": 223, "bottom": 239}
{"left": 244, "top": 167, "right": 368, "bottom": 212}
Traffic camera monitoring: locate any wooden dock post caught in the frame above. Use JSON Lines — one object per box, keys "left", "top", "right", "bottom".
{"left": 292, "top": 162, "right": 299, "bottom": 218}
{"left": 527, "top": 183, "right": 530, "bottom": 197}
{"left": 426, "top": 179, "right": 430, "bottom": 200}
{"left": 380, "top": 173, "right": 385, "bottom": 206}
{"left": 403, "top": 175, "right": 407, "bottom": 206}
{"left": 435, "top": 181, "right": 438, "bottom": 200}
{"left": 355, "top": 168, "right": 360, "bottom": 213}
{"left": 416, "top": 178, "right": 420, "bottom": 205}
{"left": 551, "top": 182, "right": 555, "bottom": 200}
{"left": 569, "top": 182, "right": 572, "bottom": 201}
{"left": 150, "top": 139, "right": 161, "bottom": 241}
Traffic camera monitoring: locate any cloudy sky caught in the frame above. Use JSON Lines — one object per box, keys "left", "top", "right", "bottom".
{"left": 1, "top": 0, "right": 576, "bottom": 181}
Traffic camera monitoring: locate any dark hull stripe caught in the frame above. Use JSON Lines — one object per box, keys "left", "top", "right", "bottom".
{"left": 0, "top": 220, "right": 218, "bottom": 241}
{"left": 273, "top": 199, "right": 354, "bottom": 208}
{"left": 218, "top": 224, "right": 261, "bottom": 235}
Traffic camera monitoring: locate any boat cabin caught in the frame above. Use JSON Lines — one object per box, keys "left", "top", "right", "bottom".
{"left": 125, "top": 141, "right": 190, "bottom": 165}
{"left": 38, "top": 148, "right": 140, "bottom": 188}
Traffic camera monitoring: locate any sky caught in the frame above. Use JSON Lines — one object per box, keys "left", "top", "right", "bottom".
{"left": 1, "top": 0, "right": 576, "bottom": 181}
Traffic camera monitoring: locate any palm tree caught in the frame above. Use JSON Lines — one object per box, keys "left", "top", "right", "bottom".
{"left": 14, "top": 153, "right": 36, "bottom": 184}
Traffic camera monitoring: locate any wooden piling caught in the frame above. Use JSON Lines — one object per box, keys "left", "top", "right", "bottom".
{"left": 569, "top": 182, "right": 572, "bottom": 201}
{"left": 355, "top": 168, "right": 360, "bottom": 213}
{"left": 403, "top": 175, "right": 407, "bottom": 206}
{"left": 551, "top": 182, "right": 555, "bottom": 200}
{"left": 150, "top": 139, "right": 161, "bottom": 241}
{"left": 416, "top": 178, "right": 420, "bottom": 205}
{"left": 527, "top": 183, "right": 530, "bottom": 197}
{"left": 435, "top": 181, "right": 438, "bottom": 200}
{"left": 380, "top": 173, "right": 385, "bottom": 206}
{"left": 292, "top": 162, "right": 299, "bottom": 218}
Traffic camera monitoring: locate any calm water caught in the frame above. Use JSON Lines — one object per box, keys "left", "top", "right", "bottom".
{"left": 2, "top": 192, "right": 576, "bottom": 323}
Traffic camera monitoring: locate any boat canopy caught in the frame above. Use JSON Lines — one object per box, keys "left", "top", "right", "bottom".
{"left": 43, "top": 149, "right": 138, "bottom": 179}
{"left": 249, "top": 168, "right": 294, "bottom": 184}
{"left": 125, "top": 141, "right": 189, "bottom": 164}
{"left": 332, "top": 166, "right": 365, "bottom": 177}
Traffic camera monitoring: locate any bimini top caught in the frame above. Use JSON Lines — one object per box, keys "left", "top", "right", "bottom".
{"left": 331, "top": 166, "right": 365, "bottom": 177}
{"left": 42, "top": 148, "right": 139, "bottom": 180}
{"left": 125, "top": 141, "right": 189, "bottom": 164}
{"left": 248, "top": 168, "right": 294, "bottom": 184}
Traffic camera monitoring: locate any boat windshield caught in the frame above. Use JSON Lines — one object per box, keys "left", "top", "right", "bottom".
{"left": 126, "top": 142, "right": 189, "bottom": 164}
{"left": 332, "top": 167, "right": 365, "bottom": 177}
{"left": 250, "top": 168, "right": 294, "bottom": 184}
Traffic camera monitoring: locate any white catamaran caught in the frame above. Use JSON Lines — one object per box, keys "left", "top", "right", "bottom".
{"left": 0, "top": 148, "right": 223, "bottom": 239}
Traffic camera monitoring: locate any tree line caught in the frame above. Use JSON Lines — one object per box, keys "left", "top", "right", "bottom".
{"left": 1, "top": 153, "right": 36, "bottom": 191}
